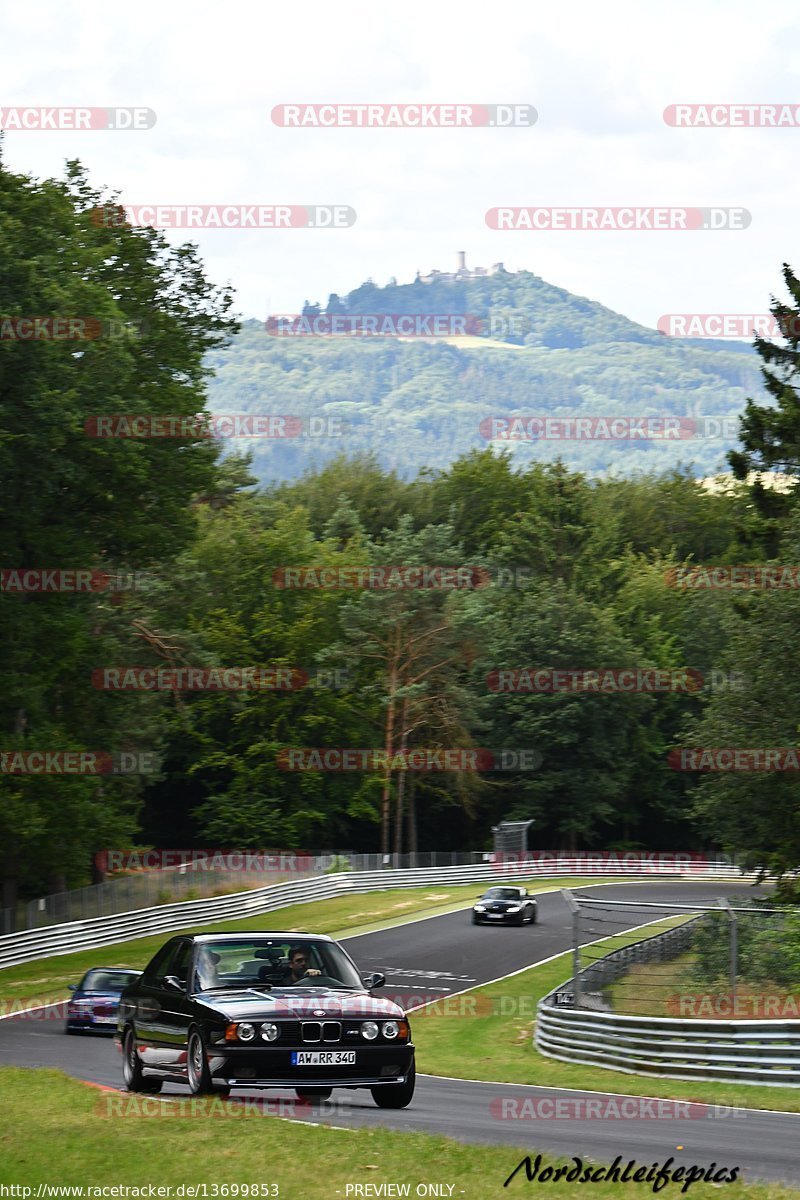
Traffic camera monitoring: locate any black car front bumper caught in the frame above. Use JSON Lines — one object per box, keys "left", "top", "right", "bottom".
{"left": 207, "top": 1042, "right": 415, "bottom": 1088}
{"left": 473, "top": 907, "right": 532, "bottom": 924}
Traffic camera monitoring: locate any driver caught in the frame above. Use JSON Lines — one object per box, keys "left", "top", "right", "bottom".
{"left": 286, "top": 946, "right": 321, "bottom": 983}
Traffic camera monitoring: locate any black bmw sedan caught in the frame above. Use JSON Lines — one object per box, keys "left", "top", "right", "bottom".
{"left": 115, "top": 932, "right": 415, "bottom": 1107}
{"left": 471, "top": 885, "right": 538, "bottom": 925}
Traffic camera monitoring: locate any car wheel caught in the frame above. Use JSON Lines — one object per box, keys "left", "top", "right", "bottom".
{"left": 296, "top": 1087, "right": 332, "bottom": 1101}
{"left": 187, "top": 1029, "right": 214, "bottom": 1096}
{"left": 472, "top": 915, "right": 480, "bottom": 924}
{"left": 529, "top": 906, "right": 537, "bottom": 924}
{"left": 371, "top": 1061, "right": 415, "bottom": 1109}
{"left": 122, "top": 1027, "right": 162, "bottom": 1093}
{"left": 64, "top": 1025, "right": 78, "bottom": 1035}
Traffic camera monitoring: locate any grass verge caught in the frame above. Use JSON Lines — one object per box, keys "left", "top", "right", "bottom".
{"left": 0, "top": 1068, "right": 796, "bottom": 1198}
{"left": 0, "top": 876, "right": 628, "bottom": 1008}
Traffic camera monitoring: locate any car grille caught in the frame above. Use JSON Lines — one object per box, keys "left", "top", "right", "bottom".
{"left": 301, "top": 1021, "right": 341, "bottom": 1043}
{"left": 269, "top": 1020, "right": 382, "bottom": 1045}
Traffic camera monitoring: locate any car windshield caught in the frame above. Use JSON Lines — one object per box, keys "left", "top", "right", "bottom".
{"left": 482, "top": 888, "right": 522, "bottom": 900}
{"left": 192, "top": 939, "right": 364, "bottom": 992}
{"left": 81, "top": 969, "right": 139, "bottom": 992}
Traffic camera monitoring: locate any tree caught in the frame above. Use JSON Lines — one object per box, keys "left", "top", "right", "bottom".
{"left": 425, "top": 449, "right": 531, "bottom": 555}
{"left": 323, "top": 517, "right": 480, "bottom": 853}
{"left": 728, "top": 263, "right": 800, "bottom": 527}
{"left": 0, "top": 150, "right": 235, "bottom": 909}
{"left": 475, "top": 579, "right": 667, "bottom": 850}
{"left": 688, "top": 509, "right": 800, "bottom": 878}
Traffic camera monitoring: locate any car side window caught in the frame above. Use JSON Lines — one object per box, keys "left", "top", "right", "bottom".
{"left": 142, "top": 942, "right": 178, "bottom": 984}
{"left": 169, "top": 941, "right": 192, "bottom": 987}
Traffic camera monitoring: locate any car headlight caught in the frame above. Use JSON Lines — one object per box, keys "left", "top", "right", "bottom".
{"left": 506, "top": 905, "right": 521, "bottom": 913}
{"left": 474, "top": 904, "right": 486, "bottom": 912}
{"left": 260, "top": 1023, "right": 279, "bottom": 1042}
{"left": 361, "top": 1021, "right": 379, "bottom": 1040}
{"left": 236, "top": 1022, "right": 256, "bottom": 1042}
{"left": 381, "top": 1021, "right": 400, "bottom": 1039}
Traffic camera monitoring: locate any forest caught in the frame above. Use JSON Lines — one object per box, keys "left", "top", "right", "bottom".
{"left": 3, "top": 151, "right": 800, "bottom": 907}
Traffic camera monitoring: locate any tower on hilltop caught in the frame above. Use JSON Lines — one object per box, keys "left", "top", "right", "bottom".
{"left": 416, "top": 253, "right": 509, "bottom": 284}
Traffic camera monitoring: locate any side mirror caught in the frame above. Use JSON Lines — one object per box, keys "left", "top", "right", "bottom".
{"left": 362, "top": 972, "right": 385, "bottom": 989}
{"left": 67, "top": 984, "right": 77, "bottom": 993}
{"left": 162, "top": 975, "right": 184, "bottom": 993}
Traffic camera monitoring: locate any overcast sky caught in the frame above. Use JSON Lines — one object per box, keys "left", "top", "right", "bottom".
{"left": 3, "top": 0, "right": 800, "bottom": 329}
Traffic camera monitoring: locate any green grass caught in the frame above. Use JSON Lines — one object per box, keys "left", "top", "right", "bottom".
{"left": 0, "top": 1068, "right": 796, "bottom": 1198}
{"left": 412, "top": 927, "right": 800, "bottom": 1113}
{"left": 607, "top": 954, "right": 800, "bottom": 1021}
{"left": 606, "top": 951, "right": 700, "bottom": 1016}
{"left": 0, "top": 876, "right": 626, "bottom": 1009}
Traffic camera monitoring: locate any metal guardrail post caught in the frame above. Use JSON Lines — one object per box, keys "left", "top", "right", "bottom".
{"left": 561, "top": 888, "right": 581, "bottom": 1008}
{"left": 718, "top": 896, "right": 737, "bottom": 1002}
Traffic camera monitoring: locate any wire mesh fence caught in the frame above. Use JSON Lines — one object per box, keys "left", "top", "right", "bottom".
{"left": 559, "top": 890, "right": 800, "bottom": 1019}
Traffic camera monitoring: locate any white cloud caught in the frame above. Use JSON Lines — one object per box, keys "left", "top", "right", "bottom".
{"left": 2, "top": 0, "right": 799, "bottom": 325}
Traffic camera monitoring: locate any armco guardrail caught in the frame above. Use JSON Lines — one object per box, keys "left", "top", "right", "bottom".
{"left": 0, "top": 857, "right": 752, "bottom": 971}
{"left": 536, "top": 922, "right": 800, "bottom": 1087}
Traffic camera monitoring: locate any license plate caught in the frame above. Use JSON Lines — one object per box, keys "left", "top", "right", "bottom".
{"left": 489, "top": 913, "right": 505, "bottom": 918}
{"left": 95, "top": 1015, "right": 116, "bottom": 1024}
{"left": 291, "top": 1050, "right": 356, "bottom": 1066}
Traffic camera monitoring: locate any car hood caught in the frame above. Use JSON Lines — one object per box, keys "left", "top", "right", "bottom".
{"left": 192, "top": 988, "right": 405, "bottom": 1021}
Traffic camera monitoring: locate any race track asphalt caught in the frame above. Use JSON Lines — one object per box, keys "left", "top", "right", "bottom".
{"left": 3, "top": 879, "right": 799, "bottom": 1188}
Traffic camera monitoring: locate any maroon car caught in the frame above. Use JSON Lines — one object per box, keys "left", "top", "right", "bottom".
{"left": 115, "top": 932, "right": 415, "bottom": 1107}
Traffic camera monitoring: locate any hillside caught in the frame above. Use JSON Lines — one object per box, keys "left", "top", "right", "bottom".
{"left": 205, "top": 268, "right": 766, "bottom": 483}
